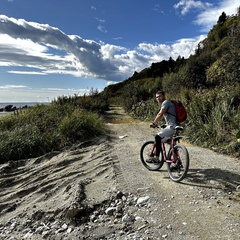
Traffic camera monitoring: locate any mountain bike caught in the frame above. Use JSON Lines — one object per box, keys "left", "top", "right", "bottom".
{"left": 140, "top": 125, "right": 189, "bottom": 182}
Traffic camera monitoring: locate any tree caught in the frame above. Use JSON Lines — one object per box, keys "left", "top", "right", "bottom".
{"left": 217, "top": 12, "right": 227, "bottom": 24}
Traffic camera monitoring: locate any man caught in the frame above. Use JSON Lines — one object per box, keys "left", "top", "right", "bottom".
{"left": 148, "top": 90, "right": 177, "bottom": 162}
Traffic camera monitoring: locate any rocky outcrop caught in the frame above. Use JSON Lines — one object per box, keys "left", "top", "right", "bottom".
{"left": 4, "top": 105, "right": 16, "bottom": 112}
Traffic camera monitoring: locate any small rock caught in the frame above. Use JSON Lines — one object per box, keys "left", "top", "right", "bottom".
{"left": 122, "top": 213, "right": 135, "bottom": 223}
{"left": 42, "top": 231, "right": 50, "bottom": 238}
{"left": 119, "top": 135, "right": 128, "bottom": 139}
{"left": 105, "top": 207, "right": 116, "bottom": 216}
{"left": 23, "top": 232, "right": 33, "bottom": 239}
{"left": 135, "top": 216, "right": 144, "bottom": 222}
{"left": 61, "top": 223, "right": 68, "bottom": 230}
{"left": 122, "top": 195, "right": 127, "bottom": 202}
{"left": 166, "top": 224, "right": 172, "bottom": 230}
{"left": 116, "top": 191, "right": 124, "bottom": 199}
{"left": 137, "top": 196, "right": 150, "bottom": 205}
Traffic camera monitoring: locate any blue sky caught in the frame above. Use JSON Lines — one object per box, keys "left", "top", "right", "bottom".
{"left": 0, "top": 0, "right": 239, "bottom": 102}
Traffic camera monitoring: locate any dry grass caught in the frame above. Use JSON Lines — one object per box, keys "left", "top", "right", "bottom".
{"left": 106, "top": 119, "right": 140, "bottom": 124}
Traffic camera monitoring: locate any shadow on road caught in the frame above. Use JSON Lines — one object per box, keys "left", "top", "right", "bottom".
{"left": 182, "top": 167, "right": 240, "bottom": 197}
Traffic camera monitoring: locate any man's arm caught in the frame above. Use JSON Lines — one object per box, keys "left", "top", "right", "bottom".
{"left": 151, "top": 108, "right": 166, "bottom": 126}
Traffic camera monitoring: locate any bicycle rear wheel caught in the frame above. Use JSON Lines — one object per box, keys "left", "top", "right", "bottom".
{"left": 166, "top": 144, "right": 189, "bottom": 182}
{"left": 140, "top": 141, "right": 164, "bottom": 171}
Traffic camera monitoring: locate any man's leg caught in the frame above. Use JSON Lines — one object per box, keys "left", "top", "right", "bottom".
{"left": 159, "top": 125, "right": 175, "bottom": 142}
{"left": 156, "top": 126, "right": 175, "bottom": 160}
{"left": 146, "top": 134, "right": 162, "bottom": 163}
{"left": 155, "top": 134, "right": 162, "bottom": 160}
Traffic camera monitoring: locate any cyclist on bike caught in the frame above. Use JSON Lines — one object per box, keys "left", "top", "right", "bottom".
{"left": 148, "top": 90, "right": 178, "bottom": 163}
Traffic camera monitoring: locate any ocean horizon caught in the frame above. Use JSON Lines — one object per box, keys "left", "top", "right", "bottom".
{"left": 0, "top": 102, "right": 49, "bottom": 109}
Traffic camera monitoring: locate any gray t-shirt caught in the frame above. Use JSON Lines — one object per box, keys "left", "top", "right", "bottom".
{"left": 161, "top": 100, "right": 177, "bottom": 126}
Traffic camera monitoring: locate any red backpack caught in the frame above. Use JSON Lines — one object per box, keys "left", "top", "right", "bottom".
{"left": 170, "top": 99, "right": 187, "bottom": 123}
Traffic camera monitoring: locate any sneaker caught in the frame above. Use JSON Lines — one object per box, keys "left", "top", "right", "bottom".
{"left": 170, "top": 161, "right": 182, "bottom": 171}
{"left": 170, "top": 163, "right": 176, "bottom": 171}
{"left": 146, "top": 158, "right": 160, "bottom": 164}
{"left": 170, "top": 166, "right": 177, "bottom": 171}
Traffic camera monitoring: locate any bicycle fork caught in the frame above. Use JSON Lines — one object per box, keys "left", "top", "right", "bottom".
{"left": 161, "top": 142, "right": 169, "bottom": 162}
{"left": 149, "top": 143, "right": 156, "bottom": 157}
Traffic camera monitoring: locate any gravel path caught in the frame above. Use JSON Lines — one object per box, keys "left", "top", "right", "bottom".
{"left": 105, "top": 107, "right": 240, "bottom": 239}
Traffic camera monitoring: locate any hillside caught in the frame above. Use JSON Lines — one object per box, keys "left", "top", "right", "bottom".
{"left": 101, "top": 10, "right": 240, "bottom": 158}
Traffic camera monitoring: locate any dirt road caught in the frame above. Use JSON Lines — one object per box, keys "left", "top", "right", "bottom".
{"left": 106, "top": 106, "right": 240, "bottom": 239}
{"left": 0, "top": 106, "right": 239, "bottom": 239}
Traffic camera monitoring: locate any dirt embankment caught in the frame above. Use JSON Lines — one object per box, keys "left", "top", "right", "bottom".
{"left": 0, "top": 106, "right": 239, "bottom": 240}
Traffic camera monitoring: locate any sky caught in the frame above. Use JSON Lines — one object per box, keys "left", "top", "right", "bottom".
{"left": 0, "top": 0, "right": 239, "bottom": 103}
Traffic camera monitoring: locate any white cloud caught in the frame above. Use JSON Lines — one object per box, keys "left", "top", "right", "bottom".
{"left": 174, "top": 0, "right": 240, "bottom": 32}
{"left": 0, "top": 14, "right": 206, "bottom": 83}
{"left": 112, "top": 37, "right": 123, "bottom": 41}
{"left": 153, "top": 4, "right": 165, "bottom": 14}
{"left": 8, "top": 71, "right": 47, "bottom": 75}
{"left": 174, "top": 0, "right": 213, "bottom": 15}
{"left": 100, "top": 44, "right": 126, "bottom": 59}
{"left": 0, "top": 85, "right": 27, "bottom": 89}
{"left": 138, "top": 35, "right": 206, "bottom": 61}
{"left": 96, "top": 17, "right": 107, "bottom": 33}
{"left": 0, "top": 85, "right": 91, "bottom": 102}
{"left": 194, "top": 0, "right": 240, "bottom": 31}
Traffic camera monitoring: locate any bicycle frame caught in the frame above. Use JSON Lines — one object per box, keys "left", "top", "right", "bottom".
{"left": 162, "top": 139, "right": 174, "bottom": 162}
{"left": 150, "top": 136, "right": 179, "bottom": 163}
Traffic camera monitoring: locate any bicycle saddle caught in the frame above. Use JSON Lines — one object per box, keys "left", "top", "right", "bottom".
{"left": 175, "top": 126, "right": 184, "bottom": 131}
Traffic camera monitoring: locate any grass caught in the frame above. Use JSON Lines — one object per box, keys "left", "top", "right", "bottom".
{"left": 0, "top": 96, "right": 107, "bottom": 163}
{"left": 129, "top": 87, "right": 240, "bottom": 158}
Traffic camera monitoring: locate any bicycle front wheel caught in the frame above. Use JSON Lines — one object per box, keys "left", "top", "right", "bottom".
{"left": 166, "top": 144, "right": 189, "bottom": 182}
{"left": 140, "top": 141, "right": 164, "bottom": 171}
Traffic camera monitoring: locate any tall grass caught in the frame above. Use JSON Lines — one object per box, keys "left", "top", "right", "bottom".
{"left": 53, "top": 91, "right": 109, "bottom": 114}
{"left": 0, "top": 97, "right": 107, "bottom": 163}
{"left": 185, "top": 88, "right": 240, "bottom": 156}
{"left": 130, "top": 87, "right": 240, "bottom": 158}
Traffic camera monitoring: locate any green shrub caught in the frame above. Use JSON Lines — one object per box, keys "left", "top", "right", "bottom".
{"left": 52, "top": 93, "right": 109, "bottom": 114}
{"left": 59, "top": 109, "right": 106, "bottom": 143}
{"left": 184, "top": 88, "right": 240, "bottom": 157}
{"left": 0, "top": 98, "right": 107, "bottom": 163}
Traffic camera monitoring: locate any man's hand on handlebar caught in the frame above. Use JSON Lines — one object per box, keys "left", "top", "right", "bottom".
{"left": 150, "top": 123, "right": 156, "bottom": 128}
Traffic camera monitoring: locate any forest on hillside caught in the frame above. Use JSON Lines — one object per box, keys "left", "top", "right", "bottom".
{"left": 101, "top": 9, "right": 240, "bottom": 158}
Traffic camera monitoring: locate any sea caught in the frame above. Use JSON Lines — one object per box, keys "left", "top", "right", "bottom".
{"left": 0, "top": 102, "right": 49, "bottom": 115}
{"left": 0, "top": 102, "right": 49, "bottom": 108}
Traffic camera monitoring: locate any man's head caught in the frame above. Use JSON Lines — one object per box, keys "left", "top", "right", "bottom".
{"left": 155, "top": 90, "right": 165, "bottom": 104}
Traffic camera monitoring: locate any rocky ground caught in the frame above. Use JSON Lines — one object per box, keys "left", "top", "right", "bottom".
{"left": 0, "top": 106, "right": 239, "bottom": 240}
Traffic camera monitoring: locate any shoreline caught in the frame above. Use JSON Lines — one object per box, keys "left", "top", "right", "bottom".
{"left": 0, "top": 112, "right": 15, "bottom": 117}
